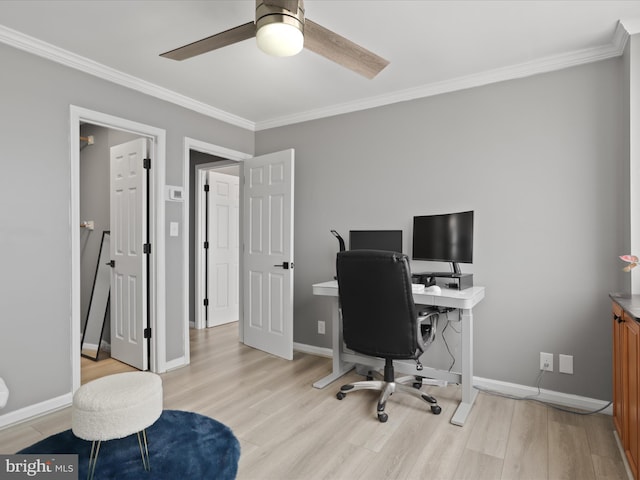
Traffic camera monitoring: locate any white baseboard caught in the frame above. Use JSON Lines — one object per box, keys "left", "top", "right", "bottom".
{"left": 294, "top": 343, "right": 613, "bottom": 415}
{"left": 473, "top": 376, "right": 613, "bottom": 415}
{"left": 0, "top": 393, "right": 72, "bottom": 430}
{"left": 164, "top": 356, "right": 188, "bottom": 372}
{"left": 293, "top": 342, "right": 332, "bottom": 358}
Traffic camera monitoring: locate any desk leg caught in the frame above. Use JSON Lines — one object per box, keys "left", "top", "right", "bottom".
{"left": 450, "top": 307, "right": 478, "bottom": 426}
{"left": 313, "top": 296, "right": 354, "bottom": 388}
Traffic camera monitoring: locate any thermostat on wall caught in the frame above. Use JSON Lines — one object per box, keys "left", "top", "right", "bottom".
{"left": 166, "top": 186, "right": 184, "bottom": 202}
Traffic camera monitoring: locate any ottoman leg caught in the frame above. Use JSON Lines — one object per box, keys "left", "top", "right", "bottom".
{"left": 87, "top": 440, "right": 101, "bottom": 480}
{"left": 137, "top": 429, "right": 150, "bottom": 471}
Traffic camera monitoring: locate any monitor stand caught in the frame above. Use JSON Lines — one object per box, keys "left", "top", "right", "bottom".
{"left": 415, "top": 261, "right": 462, "bottom": 277}
{"left": 412, "top": 265, "right": 473, "bottom": 290}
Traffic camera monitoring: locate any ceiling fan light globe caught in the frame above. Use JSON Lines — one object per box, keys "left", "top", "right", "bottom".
{"left": 256, "top": 22, "right": 304, "bottom": 57}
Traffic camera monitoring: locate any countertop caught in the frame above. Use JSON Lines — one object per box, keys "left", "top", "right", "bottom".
{"left": 610, "top": 292, "right": 640, "bottom": 320}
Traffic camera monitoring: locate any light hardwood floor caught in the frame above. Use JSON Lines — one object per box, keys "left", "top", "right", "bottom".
{"left": 0, "top": 323, "right": 629, "bottom": 480}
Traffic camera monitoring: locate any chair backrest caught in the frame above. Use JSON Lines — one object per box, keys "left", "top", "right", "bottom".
{"left": 336, "top": 250, "right": 422, "bottom": 360}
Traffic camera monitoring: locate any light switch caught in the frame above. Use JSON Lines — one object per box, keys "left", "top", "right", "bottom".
{"left": 170, "top": 222, "right": 179, "bottom": 237}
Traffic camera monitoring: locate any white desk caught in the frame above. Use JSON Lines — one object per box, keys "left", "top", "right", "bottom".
{"left": 312, "top": 280, "right": 485, "bottom": 426}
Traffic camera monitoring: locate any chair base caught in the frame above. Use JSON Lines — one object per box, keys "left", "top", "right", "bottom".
{"left": 336, "top": 368, "right": 442, "bottom": 422}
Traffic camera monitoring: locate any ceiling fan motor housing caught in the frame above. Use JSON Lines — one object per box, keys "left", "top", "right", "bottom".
{"left": 256, "top": 0, "right": 305, "bottom": 41}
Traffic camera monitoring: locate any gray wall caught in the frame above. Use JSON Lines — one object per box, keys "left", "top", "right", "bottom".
{"left": 256, "top": 57, "right": 629, "bottom": 401}
{"left": 628, "top": 33, "right": 640, "bottom": 292}
{"left": 0, "top": 42, "right": 253, "bottom": 416}
{"left": 0, "top": 32, "right": 633, "bottom": 419}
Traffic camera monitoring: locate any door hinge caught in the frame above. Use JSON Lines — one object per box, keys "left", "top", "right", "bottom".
{"left": 204, "top": 298, "right": 209, "bottom": 307}
{"left": 204, "top": 184, "right": 210, "bottom": 192}
{"left": 143, "top": 243, "right": 151, "bottom": 254}
{"left": 204, "top": 241, "right": 209, "bottom": 249}
{"left": 144, "top": 327, "right": 152, "bottom": 339}
{"left": 143, "top": 158, "right": 151, "bottom": 169}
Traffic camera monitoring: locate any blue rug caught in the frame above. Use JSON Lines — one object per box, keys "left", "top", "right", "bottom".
{"left": 18, "top": 410, "right": 240, "bottom": 479}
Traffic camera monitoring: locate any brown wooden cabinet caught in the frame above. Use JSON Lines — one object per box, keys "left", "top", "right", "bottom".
{"left": 612, "top": 300, "right": 640, "bottom": 479}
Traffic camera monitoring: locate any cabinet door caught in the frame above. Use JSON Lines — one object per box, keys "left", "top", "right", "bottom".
{"left": 613, "top": 302, "right": 625, "bottom": 437}
{"left": 624, "top": 317, "right": 640, "bottom": 479}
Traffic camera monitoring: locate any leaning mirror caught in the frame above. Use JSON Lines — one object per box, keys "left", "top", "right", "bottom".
{"left": 81, "top": 230, "right": 110, "bottom": 361}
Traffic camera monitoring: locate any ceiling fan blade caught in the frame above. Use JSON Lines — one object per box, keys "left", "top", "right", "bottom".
{"left": 160, "top": 21, "right": 256, "bottom": 61}
{"left": 304, "top": 19, "right": 389, "bottom": 79}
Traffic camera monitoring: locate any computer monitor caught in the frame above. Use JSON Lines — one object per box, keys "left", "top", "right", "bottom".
{"left": 349, "top": 230, "right": 403, "bottom": 253}
{"left": 412, "top": 211, "right": 474, "bottom": 274}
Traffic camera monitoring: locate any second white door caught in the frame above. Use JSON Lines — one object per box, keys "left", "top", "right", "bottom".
{"left": 207, "top": 171, "right": 240, "bottom": 327}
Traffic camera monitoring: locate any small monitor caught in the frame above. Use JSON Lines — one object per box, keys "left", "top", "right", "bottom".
{"left": 412, "top": 211, "right": 474, "bottom": 273}
{"left": 349, "top": 230, "right": 403, "bottom": 253}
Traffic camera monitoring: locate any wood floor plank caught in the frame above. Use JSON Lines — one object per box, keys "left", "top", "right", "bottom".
{"left": 404, "top": 387, "right": 479, "bottom": 480}
{"left": 453, "top": 448, "right": 505, "bottom": 480}
{"left": 581, "top": 413, "right": 624, "bottom": 460}
{"left": 548, "top": 420, "right": 597, "bottom": 480}
{"left": 0, "top": 425, "right": 44, "bottom": 454}
{"left": 465, "top": 389, "right": 515, "bottom": 459}
{"left": 591, "top": 453, "right": 630, "bottom": 480}
{"left": 501, "top": 400, "right": 548, "bottom": 480}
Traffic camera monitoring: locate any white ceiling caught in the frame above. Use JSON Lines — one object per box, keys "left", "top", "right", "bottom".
{"left": 1, "top": 1, "right": 640, "bottom": 130}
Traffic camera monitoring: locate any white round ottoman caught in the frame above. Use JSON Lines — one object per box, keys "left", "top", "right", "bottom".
{"left": 72, "top": 372, "right": 163, "bottom": 480}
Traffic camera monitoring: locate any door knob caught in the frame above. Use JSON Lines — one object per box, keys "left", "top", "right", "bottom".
{"left": 273, "top": 262, "right": 294, "bottom": 269}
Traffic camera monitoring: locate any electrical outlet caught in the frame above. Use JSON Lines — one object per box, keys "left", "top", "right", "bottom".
{"left": 540, "top": 352, "right": 553, "bottom": 372}
{"left": 318, "top": 320, "right": 325, "bottom": 335}
{"left": 559, "top": 354, "right": 573, "bottom": 374}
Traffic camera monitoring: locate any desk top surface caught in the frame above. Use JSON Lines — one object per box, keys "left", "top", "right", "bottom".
{"left": 313, "top": 280, "right": 485, "bottom": 309}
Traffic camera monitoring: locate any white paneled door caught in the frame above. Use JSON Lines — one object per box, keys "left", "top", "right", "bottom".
{"left": 207, "top": 171, "right": 240, "bottom": 327}
{"left": 110, "top": 138, "right": 148, "bottom": 370}
{"left": 243, "top": 150, "right": 294, "bottom": 360}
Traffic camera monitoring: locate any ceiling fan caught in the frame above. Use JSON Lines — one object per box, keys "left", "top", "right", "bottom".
{"left": 160, "top": 0, "right": 389, "bottom": 79}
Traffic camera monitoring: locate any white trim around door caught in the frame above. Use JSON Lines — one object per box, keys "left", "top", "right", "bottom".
{"left": 70, "top": 105, "right": 167, "bottom": 393}
{"left": 184, "top": 137, "right": 251, "bottom": 344}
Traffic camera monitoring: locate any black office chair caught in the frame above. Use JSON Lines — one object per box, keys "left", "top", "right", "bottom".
{"left": 335, "top": 250, "right": 441, "bottom": 422}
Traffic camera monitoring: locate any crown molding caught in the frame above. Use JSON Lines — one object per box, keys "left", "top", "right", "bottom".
{"left": 0, "top": 22, "right": 632, "bottom": 134}
{"left": 621, "top": 16, "right": 640, "bottom": 35}
{"left": 0, "top": 24, "right": 256, "bottom": 131}
{"left": 255, "top": 22, "right": 630, "bottom": 131}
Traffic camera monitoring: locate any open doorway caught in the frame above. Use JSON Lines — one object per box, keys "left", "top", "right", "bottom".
{"left": 70, "top": 106, "right": 168, "bottom": 393}
{"left": 192, "top": 159, "right": 240, "bottom": 329}
{"left": 78, "top": 125, "right": 147, "bottom": 381}
{"left": 184, "top": 138, "right": 250, "bottom": 339}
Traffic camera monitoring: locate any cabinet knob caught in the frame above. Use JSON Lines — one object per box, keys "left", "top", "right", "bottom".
{"left": 614, "top": 314, "right": 625, "bottom": 323}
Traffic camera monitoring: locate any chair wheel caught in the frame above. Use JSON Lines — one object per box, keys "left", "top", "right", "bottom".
{"left": 366, "top": 375, "right": 373, "bottom": 381}
{"left": 413, "top": 382, "right": 422, "bottom": 389}
{"left": 378, "top": 412, "right": 388, "bottom": 423}
{"left": 336, "top": 392, "right": 346, "bottom": 400}
{"left": 431, "top": 405, "right": 442, "bottom": 415}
